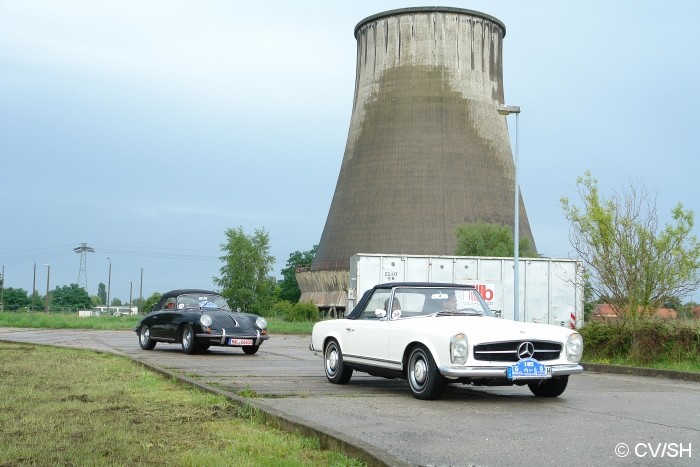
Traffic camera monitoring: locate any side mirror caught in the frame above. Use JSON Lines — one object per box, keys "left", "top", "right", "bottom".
{"left": 374, "top": 309, "right": 387, "bottom": 318}
{"left": 493, "top": 310, "right": 502, "bottom": 318}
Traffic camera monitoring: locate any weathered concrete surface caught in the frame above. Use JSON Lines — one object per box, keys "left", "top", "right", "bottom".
{"left": 1, "top": 328, "right": 699, "bottom": 466}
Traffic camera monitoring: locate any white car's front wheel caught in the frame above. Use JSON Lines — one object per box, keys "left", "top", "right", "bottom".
{"left": 407, "top": 345, "right": 446, "bottom": 400}
{"left": 324, "top": 339, "right": 353, "bottom": 384}
{"left": 528, "top": 376, "right": 569, "bottom": 397}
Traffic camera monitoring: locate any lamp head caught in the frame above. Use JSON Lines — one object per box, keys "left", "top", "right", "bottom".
{"left": 498, "top": 104, "right": 521, "bottom": 115}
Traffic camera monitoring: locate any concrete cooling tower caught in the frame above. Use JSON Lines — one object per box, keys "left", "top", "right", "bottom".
{"left": 298, "top": 7, "right": 536, "bottom": 311}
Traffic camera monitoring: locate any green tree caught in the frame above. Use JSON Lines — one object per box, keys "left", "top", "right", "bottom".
{"left": 1, "top": 287, "right": 30, "bottom": 311}
{"left": 278, "top": 245, "right": 318, "bottom": 302}
{"left": 51, "top": 284, "right": 92, "bottom": 309}
{"left": 97, "top": 282, "right": 107, "bottom": 305}
{"left": 142, "top": 292, "right": 161, "bottom": 314}
{"left": 214, "top": 226, "right": 276, "bottom": 315}
{"left": 111, "top": 297, "right": 123, "bottom": 306}
{"left": 29, "top": 289, "right": 43, "bottom": 311}
{"left": 561, "top": 171, "right": 700, "bottom": 319}
{"left": 454, "top": 221, "right": 537, "bottom": 257}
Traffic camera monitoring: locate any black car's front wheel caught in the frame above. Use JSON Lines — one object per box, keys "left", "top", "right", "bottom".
{"left": 242, "top": 345, "right": 259, "bottom": 355}
{"left": 181, "top": 324, "right": 199, "bottom": 354}
{"left": 324, "top": 339, "right": 353, "bottom": 384}
{"left": 138, "top": 325, "right": 156, "bottom": 350}
{"left": 407, "top": 345, "right": 446, "bottom": 400}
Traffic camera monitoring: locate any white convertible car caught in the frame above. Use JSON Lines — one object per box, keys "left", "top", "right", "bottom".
{"left": 310, "top": 282, "right": 584, "bottom": 400}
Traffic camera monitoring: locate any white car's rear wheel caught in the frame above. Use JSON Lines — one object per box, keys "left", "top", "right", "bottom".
{"left": 324, "top": 339, "right": 352, "bottom": 384}
{"left": 407, "top": 345, "right": 446, "bottom": 400}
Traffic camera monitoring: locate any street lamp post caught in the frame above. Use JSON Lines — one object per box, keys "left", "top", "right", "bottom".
{"left": 498, "top": 104, "right": 521, "bottom": 322}
{"left": 31, "top": 263, "right": 36, "bottom": 312}
{"left": 44, "top": 264, "right": 51, "bottom": 313}
{"left": 106, "top": 257, "right": 112, "bottom": 311}
{"left": 129, "top": 281, "right": 133, "bottom": 313}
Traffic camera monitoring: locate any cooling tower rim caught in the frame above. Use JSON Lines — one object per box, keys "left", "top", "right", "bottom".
{"left": 354, "top": 6, "right": 506, "bottom": 39}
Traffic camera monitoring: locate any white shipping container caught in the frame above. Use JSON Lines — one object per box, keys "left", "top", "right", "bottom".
{"left": 348, "top": 253, "right": 584, "bottom": 328}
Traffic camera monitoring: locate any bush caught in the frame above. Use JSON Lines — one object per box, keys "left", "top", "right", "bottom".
{"left": 579, "top": 319, "right": 700, "bottom": 365}
{"left": 289, "top": 301, "right": 319, "bottom": 322}
{"left": 270, "top": 300, "right": 318, "bottom": 322}
{"left": 270, "top": 301, "right": 294, "bottom": 319}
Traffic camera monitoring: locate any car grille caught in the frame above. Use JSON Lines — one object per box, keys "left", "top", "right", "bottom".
{"left": 473, "top": 340, "right": 562, "bottom": 362}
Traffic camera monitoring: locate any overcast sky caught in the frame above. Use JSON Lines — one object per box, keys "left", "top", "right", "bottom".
{"left": 1, "top": 0, "right": 699, "bottom": 304}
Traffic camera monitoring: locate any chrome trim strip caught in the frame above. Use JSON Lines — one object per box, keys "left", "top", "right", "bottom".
{"left": 438, "top": 364, "right": 584, "bottom": 378}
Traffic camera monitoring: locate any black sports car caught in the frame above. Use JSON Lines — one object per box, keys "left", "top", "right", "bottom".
{"left": 134, "top": 289, "right": 269, "bottom": 354}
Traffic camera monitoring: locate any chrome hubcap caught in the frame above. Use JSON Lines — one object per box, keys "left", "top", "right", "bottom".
{"left": 326, "top": 348, "right": 338, "bottom": 374}
{"left": 413, "top": 358, "right": 427, "bottom": 385}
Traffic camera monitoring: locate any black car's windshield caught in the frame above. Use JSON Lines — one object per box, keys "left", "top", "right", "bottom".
{"left": 176, "top": 293, "right": 230, "bottom": 310}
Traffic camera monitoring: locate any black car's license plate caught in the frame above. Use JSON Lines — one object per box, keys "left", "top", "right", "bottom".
{"left": 228, "top": 338, "right": 253, "bottom": 346}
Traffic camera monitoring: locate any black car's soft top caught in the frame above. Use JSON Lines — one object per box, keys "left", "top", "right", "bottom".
{"left": 346, "top": 282, "right": 478, "bottom": 319}
{"left": 160, "top": 289, "right": 219, "bottom": 299}
{"left": 155, "top": 289, "right": 221, "bottom": 309}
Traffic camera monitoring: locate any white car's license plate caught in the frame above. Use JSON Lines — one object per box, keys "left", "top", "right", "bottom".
{"left": 228, "top": 338, "right": 253, "bottom": 346}
{"left": 507, "top": 358, "right": 552, "bottom": 380}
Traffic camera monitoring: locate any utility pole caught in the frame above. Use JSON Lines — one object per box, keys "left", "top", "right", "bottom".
{"left": 74, "top": 243, "right": 95, "bottom": 292}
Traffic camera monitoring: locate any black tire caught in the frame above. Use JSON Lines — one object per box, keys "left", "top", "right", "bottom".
{"left": 407, "top": 345, "right": 446, "bottom": 400}
{"left": 138, "top": 325, "right": 156, "bottom": 350}
{"left": 242, "top": 345, "right": 259, "bottom": 355}
{"left": 181, "top": 324, "right": 199, "bottom": 354}
{"left": 528, "top": 376, "right": 569, "bottom": 397}
{"left": 324, "top": 339, "right": 353, "bottom": 384}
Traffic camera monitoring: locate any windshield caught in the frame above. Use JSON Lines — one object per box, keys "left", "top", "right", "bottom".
{"left": 176, "top": 293, "right": 231, "bottom": 310}
{"left": 366, "top": 286, "right": 494, "bottom": 319}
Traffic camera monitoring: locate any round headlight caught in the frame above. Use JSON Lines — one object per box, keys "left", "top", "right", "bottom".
{"left": 450, "top": 333, "right": 468, "bottom": 364}
{"left": 256, "top": 317, "right": 267, "bottom": 330}
{"left": 566, "top": 332, "right": 584, "bottom": 362}
{"left": 200, "top": 314, "right": 213, "bottom": 328}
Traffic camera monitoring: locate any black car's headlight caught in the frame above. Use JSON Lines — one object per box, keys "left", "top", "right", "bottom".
{"left": 450, "top": 333, "right": 468, "bottom": 364}
{"left": 256, "top": 317, "right": 267, "bottom": 331}
{"left": 200, "top": 314, "right": 213, "bottom": 328}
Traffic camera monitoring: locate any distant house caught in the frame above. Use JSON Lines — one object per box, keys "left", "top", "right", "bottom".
{"left": 693, "top": 306, "right": 700, "bottom": 320}
{"left": 654, "top": 308, "right": 678, "bottom": 319}
{"left": 591, "top": 304, "right": 619, "bottom": 321}
{"left": 592, "top": 304, "right": 678, "bottom": 320}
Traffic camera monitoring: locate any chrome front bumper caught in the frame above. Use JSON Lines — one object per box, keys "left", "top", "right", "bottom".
{"left": 196, "top": 328, "right": 269, "bottom": 346}
{"left": 438, "top": 363, "right": 584, "bottom": 379}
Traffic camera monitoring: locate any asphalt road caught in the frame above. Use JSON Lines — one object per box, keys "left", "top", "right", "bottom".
{"left": 1, "top": 327, "right": 698, "bottom": 467}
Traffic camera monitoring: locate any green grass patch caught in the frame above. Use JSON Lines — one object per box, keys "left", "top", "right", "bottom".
{"left": 0, "top": 342, "right": 362, "bottom": 466}
{"left": 0, "top": 312, "right": 314, "bottom": 335}
{"left": 583, "top": 355, "right": 700, "bottom": 373}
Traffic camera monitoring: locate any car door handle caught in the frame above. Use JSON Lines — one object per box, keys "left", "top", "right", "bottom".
{"left": 345, "top": 327, "right": 354, "bottom": 332}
